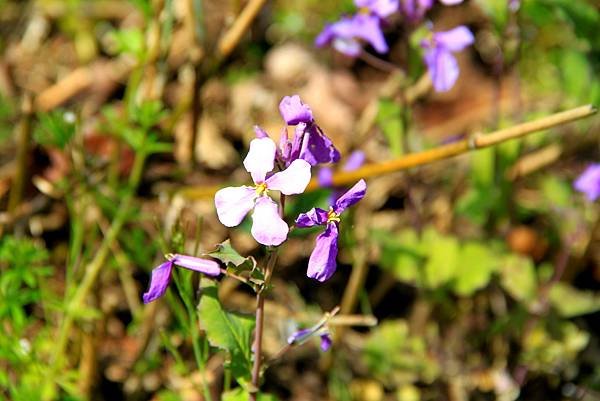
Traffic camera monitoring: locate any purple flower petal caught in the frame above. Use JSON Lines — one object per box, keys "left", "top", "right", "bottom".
{"left": 143, "top": 260, "right": 174, "bottom": 303}
{"left": 334, "top": 179, "right": 367, "bottom": 214}
{"left": 266, "top": 159, "right": 312, "bottom": 195}
{"left": 279, "top": 95, "right": 313, "bottom": 125}
{"left": 318, "top": 167, "right": 334, "bottom": 187}
{"left": 400, "top": 0, "right": 433, "bottom": 21}
{"left": 307, "top": 223, "right": 339, "bottom": 282}
{"left": 243, "top": 138, "right": 276, "bottom": 183}
{"left": 254, "top": 125, "right": 269, "bottom": 139}
{"left": 320, "top": 333, "right": 333, "bottom": 351}
{"left": 434, "top": 26, "right": 474, "bottom": 52}
{"left": 355, "top": 0, "right": 399, "bottom": 19}
{"left": 315, "top": 14, "right": 388, "bottom": 56}
{"left": 299, "top": 124, "right": 341, "bottom": 166}
{"left": 439, "top": 0, "right": 463, "bottom": 4}
{"left": 296, "top": 207, "right": 329, "bottom": 228}
{"left": 424, "top": 46, "right": 459, "bottom": 92}
{"left": 343, "top": 150, "right": 366, "bottom": 171}
{"left": 287, "top": 328, "right": 313, "bottom": 344}
{"left": 574, "top": 163, "right": 600, "bottom": 202}
{"left": 354, "top": 14, "right": 389, "bottom": 54}
{"left": 333, "top": 38, "right": 363, "bottom": 57}
{"left": 251, "top": 196, "right": 289, "bottom": 246}
{"left": 171, "top": 254, "right": 221, "bottom": 276}
{"left": 215, "top": 186, "right": 256, "bottom": 227}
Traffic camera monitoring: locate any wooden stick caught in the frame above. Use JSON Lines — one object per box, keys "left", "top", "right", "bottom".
{"left": 178, "top": 104, "right": 597, "bottom": 199}
{"left": 217, "top": 0, "right": 268, "bottom": 59}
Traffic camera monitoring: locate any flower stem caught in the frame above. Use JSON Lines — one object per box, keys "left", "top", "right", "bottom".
{"left": 249, "top": 249, "right": 278, "bottom": 401}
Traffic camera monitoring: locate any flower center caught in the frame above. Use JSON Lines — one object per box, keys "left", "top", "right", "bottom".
{"left": 327, "top": 207, "right": 340, "bottom": 223}
{"left": 359, "top": 7, "right": 371, "bottom": 15}
{"left": 255, "top": 182, "right": 268, "bottom": 196}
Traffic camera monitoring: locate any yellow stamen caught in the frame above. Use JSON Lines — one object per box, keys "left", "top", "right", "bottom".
{"left": 359, "top": 7, "right": 371, "bottom": 14}
{"left": 255, "top": 182, "right": 268, "bottom": 196}
{"left": 327, "top": 207, "right": 341, "bottom": 223}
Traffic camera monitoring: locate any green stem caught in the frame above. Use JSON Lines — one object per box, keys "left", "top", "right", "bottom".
{"left": 48, "top": 147, "right": 147, "bottom": 396}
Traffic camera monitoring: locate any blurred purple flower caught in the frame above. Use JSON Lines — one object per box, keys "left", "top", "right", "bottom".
{"left": 214, "top": 137, "right": 311, "bottom": 246}
{"left": 400, "top": 0, "right": 463, "bottom": 21}
{"left": 143, "top": 254, "right": 220, "bottom": 303}
{"left": 574, "top": 163, "right": 600, "bottom": 202}
{"left": 315, "top": 13, "right": 389, "bottom": 57}
{"left": 421, "top": 25, "right": 474, "bottom": 92}
{"left": 295, "top": 180, "right": 367, "bottom": 282}
{"left": 319, "top": 150, "right": 366, "bottom": 202}
{"left": 355, "top": 0, "right": 399, "bottom": 18}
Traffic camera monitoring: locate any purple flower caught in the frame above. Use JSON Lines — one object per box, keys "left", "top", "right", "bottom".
{"left": 574, "top": 163, "right": 600, "bottom": 202}
{"left": 421, "top": 25, "right": 474, "bottom": 92}
{"left": 143, "top": 254, "right": 220, "bottom": 303}
{"left": 295, "top": 180, "right": 367, "bottom": 282}
{"left": 262, "top": 96, "right": 340, "bottom": 167}
{"left": 214, "top": 137, "right": 311, "bottom": 246}
{"left": 279, "top": 95, "right": 313, "bottom": 125}
{"left": 287, "top": 327, "right": 333, "bottom": 352}
{"left": 355, "top": 0, "right": 399, "bottom": 19}
{"left": 315, "top": 13, "right": 389, "bottom": 57}
{"left": 400, "top": 0, "right": 463, "bottom": 21}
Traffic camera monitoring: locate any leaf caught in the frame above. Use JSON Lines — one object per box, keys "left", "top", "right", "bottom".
{"left": 207, "top": 240, "right": 250, "bottom": 268}
{"left": 423, "top": 229, "right": 459, "bottom": 288}
{"left": 376, "top": 99, "right": 404, "bottom": 156}
{"left": 453, "top": 242, "right": 497, "bottom": 296}
{"left": 549, "top": 283, "right": 600, "bottom": 317}
{"left": 222, "top": 388, "right": 279, "bottom": 401}
{"left": 499, "top": 255, "right": 537, "bottom": 303}
{"left": 197, "top": 283, "right": 255, "bottom": 384}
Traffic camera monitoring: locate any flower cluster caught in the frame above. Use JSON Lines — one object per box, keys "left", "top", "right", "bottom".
{"left": 143, "top": 95, "right": 366, "bottom": 305}
{"left": 316, "top": 0, "right": 398, "bottom": 57}
{"left": 316, "top": 0, "right": 473, "bottom": 92}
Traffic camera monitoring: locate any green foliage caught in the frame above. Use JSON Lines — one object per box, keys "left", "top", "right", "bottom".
{"left": 499, "top": 254, "right": 538, "bottom": 304}
{"left": 101, "top": 100, "right": 172, "bottom": 155}
{"left": 106, "top": 28, "right": 146, "bottom": 61}
{"left": 197, "top": 283, "right": 255, "bottom": 387}
{"left": 33, "top": 110, "right": 76, "bottom": 149}
{"left": 549, "top": 283, "right": 600, "bottom": 317}
{"left": 222, "top": 388, "right": 279, "bottom": 401}
{"left": 0, "top": 237, "right": 52, "bottom": 334}
{"left": 376, "top": 99, "right": 405, "bottom": 156}
{"left": 375, "top": 226, "right": 504, "bottom": 296}
{"left": 363, "top": 320, "right": 439, "bottom": 385}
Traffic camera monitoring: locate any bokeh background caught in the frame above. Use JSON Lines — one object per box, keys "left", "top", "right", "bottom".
{"left": 1, "top": 0, "right": 599, "bottom": 400}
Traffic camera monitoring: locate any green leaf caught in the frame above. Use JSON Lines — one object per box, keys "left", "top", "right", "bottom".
{"left": 380, "top": 229, "right": 422, "bottom": 284}
{"left": 376, "top": 99, "right": 404, "bottom": 156}
{"left": 499, "top": 255, "right": 537, "bottom": 303}
{"left": 222, "top": 388, "right": 279, "bottom": 401}
{"left": 207, "top": 240, "right": 249, "bottom": 267}
{"left": 423, "top": 229, "right": 459, "bottom": 288}
{"left": 453, "top": 242, "right": 497, "bottom": 296}
{"left": 198, "top": 283, "right": 255, "bottom": 384}
{"left": 549, "top": 282, "right": 600, "bottom": 317}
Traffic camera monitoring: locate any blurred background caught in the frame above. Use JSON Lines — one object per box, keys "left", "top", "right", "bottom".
{"left": 0, "top": 0, "right": 599, "bottom": 400}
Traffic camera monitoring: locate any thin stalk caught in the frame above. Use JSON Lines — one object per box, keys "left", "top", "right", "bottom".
{"left": 217, "top": 0, "right": 268, "bottom": 60}
{"left": 48, "top": 147, "right": 147, "bottom": 394}
{"left": 8, "top": 95, "right": 33, "bottom": 214}
{"left": 249, "top": 250, "right": 278, "bottom": 401}
{"left": 178, "top": 104, "right": 597, "bottom": 199}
